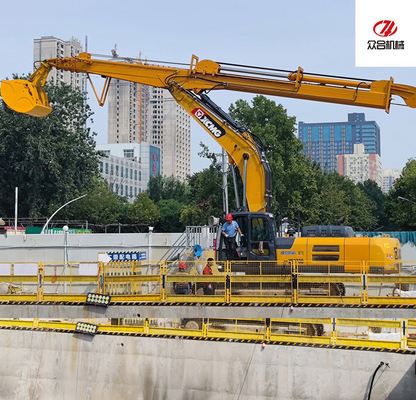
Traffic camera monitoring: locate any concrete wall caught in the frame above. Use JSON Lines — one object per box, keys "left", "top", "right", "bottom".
{"left": 0, "top": 232, "right": 182, "bottom": 263}
{"left": 402, "top": 241, "right": 416, "bottom": 263}
{"left": 0, "top": 329, "right": 414, "bottom": 400}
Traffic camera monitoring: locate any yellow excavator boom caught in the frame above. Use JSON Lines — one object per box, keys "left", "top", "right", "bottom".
{"left": 2, "top": 52, "right": 416, "bottom": 117}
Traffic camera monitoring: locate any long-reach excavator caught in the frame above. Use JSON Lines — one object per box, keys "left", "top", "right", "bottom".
{"left": 2, "top": 52, "right": 415, "bottom": 276}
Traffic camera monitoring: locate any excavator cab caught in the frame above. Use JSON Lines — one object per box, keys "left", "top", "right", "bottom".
{"left": 216, "top": 212, "right": 278, "bottom": 262}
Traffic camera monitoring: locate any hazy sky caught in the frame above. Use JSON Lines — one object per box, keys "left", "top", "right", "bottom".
{"left": 2, "top": 0, "right": 414, "bottom": 173}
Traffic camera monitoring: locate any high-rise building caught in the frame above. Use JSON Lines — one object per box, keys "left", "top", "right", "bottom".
{"left": 107, "top": 53, "right": 191, "bottom": 181}
{"left": 107, "top": 80, "right": 150, "bottom": 144}
{"left": 298, "top": 113, "right": 381, "bottom": 172}
{"left": 97, "top": 143, "right": 160, "bottom": 202}
{"left": 382, "top": 168, "right": 401, "bottom": 193}
{"left": 147, "top": 87, "right": 191, "bottom": 181}
{"left": 33, "top": 36, "right": 83, "bottom": 90}
{"left": 337, "top": 143, "right": 382, "bottom": 186}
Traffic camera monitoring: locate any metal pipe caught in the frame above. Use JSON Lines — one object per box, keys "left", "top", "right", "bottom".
{"left": 242, "top": 153, "right": 249, "bottom": 211}
{"left": 231, "top": 165, "right": 240, "bottom": 211}
{"left": 222, "top": 149, "right": 229, "bottom": 214}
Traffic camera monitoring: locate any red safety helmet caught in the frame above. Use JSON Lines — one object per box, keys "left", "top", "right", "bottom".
{"left": 178, "top": 262, "right": 186, "bottom": 269}
{"left": 225, "top": 214, "right": 233, "bottom": 221}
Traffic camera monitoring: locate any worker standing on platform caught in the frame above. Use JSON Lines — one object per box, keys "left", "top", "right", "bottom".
{"left": 203, "top": 258, "right": 215, "bottom": 295}
{"left": 174, "top": 262, "right": 192, "bottom": 295}
{"left": 222, "top": 214, "right": 243, "bottom": 261}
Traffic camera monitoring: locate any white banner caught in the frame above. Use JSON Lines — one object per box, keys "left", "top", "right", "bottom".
{"left": 79, "top": 263, "right": 99, "bottom": 276}
{"left": 356, "top": 0, "right": 416, "bottom": 66}
{"left": 14, "top": 263, "right": 38, "bottom": 275}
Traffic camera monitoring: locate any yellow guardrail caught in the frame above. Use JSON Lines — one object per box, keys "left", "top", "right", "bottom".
{"left": 0, "top": 260, "right": 414, "bottom": 305}
{"left": 0, "top": 317, "right": 414, "bottom": 352}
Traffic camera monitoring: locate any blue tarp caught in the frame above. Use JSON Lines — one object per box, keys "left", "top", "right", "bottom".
{"left": 355, "top": 231, "right": 416, "bottom": 245}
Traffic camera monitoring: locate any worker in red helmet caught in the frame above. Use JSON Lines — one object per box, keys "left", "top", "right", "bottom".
{"left": 174, "top": 262, "right": 192, "bottom": 295}
{"left": 222, "top": 214, "right": 243, "bottom": 261}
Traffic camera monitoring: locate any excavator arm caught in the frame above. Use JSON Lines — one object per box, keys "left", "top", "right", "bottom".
{"left": 2, "top": 52, "right": 416, "bottom": 117}
{"left": 168, "top": 82, "right": 272, "bottom": 213}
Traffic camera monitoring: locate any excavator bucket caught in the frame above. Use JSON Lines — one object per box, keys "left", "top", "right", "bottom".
{"left": 0, "top": 79, "right": 52, "bottom": 117}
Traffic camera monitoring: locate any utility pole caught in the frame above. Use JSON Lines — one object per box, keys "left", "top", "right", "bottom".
{"left": 222, "top": 149, "right": 229, "bottom": 214}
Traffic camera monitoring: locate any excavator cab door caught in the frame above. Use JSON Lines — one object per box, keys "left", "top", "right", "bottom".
{"left": 247, "top": 214, "right": 276, "bottom": 261}
{"left": 216, "top": 212, "right": 277, "bottom": 262}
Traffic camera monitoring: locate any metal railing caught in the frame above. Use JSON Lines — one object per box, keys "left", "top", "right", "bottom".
{"left": 0, "top": 317, "right": 414, "bottom": 351}
{"left": 0, "top": 260, "right": 415, "bottom": 305}
{"left": 159, "top": 225, "right": 218, "bottom": 262}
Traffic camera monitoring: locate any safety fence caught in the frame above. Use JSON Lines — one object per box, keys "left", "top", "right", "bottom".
{"left": 0, "top": 317, "right": 415, "bottom": 352}
{"left": 0, "top": 260, "right": 415, "bottom": 305}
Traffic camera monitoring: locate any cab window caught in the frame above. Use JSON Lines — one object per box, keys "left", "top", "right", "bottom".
{"left": 250, "top": 218, "right": 272, "bottom": 241}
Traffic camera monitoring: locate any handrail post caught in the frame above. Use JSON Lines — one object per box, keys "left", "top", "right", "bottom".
{"left": 291, "top": 260, "right": 298, "bottom": 305}
{"left": 98, "top": 262, "right": 105, "bottom": 294}
{"left": 362, "top": 261, "right": 368, "bottom": 305}
{"left": 332, "top": 318, "right": 337, "bottom": 345}
{"left": 202, "top": 318, "right": 208, "bottom": 337}
{"left": 161, "top": 261, "right": 167, "bottom": 302}
{"left": 37, "top": 262, "right": 44, "bottom": 302}
{"left": 265, "top": 318, "right": 271, "bottom": 341}
{"left": 225, "top": 261, "right": 231, "bottom": 303}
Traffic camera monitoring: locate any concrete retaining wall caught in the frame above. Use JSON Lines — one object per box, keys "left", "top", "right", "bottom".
{"left": 0, "top": 329, "right": 414, "bottom": 399}
{"left": 0, "top": 232, "right": 183, "bottom": 263}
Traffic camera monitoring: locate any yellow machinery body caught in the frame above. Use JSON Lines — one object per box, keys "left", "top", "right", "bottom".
{"left": 275, "top": 236, "right": 401, "bottom": 273}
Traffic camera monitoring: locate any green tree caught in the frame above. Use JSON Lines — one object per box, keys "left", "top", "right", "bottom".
{"left": 228, "top": 95, "right": 321, "bottom": 214}
{"left": 228, "top": 95, "right": 378, "bottom": 231}
{"left": 126, "top": 192, "right": 160, "bottom": 227}
{"left": 148, "top": 174, "right": 189, "bottom": 203}
{"left": 49, "top": 178, "right": 121, "bottom": 225}
{"left": 385, "top": 159, "right": 416, "bottom": 230}
{"left": 301, "top": 170, "right": 377, "bottom": 231}
{"left": 357, "top": 179, "right": 389, "bottom": 230}
{"left": 183, "top": 162, "right": 224, "bottom": 226}
{"left": 156, "top": 199, "right": 185, "bottom": 232}
{"left": 0, "top": 80, "right": 100, "bottom": 217}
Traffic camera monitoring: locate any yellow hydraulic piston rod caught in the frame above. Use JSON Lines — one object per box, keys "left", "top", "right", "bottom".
{"left": 1, "top": 52, "right": 416, "bottom": 117}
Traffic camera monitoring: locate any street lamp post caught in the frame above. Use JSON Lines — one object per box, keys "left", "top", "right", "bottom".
{"left": 41, "top": 194, "right": 87, "bottom": 234}
{"left": 398, "top": 196, "right": 416, "bottom": 205}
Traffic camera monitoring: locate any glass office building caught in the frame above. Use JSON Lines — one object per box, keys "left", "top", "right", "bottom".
{"left": 298, "top": 113, "right": 380, "bottom": 172}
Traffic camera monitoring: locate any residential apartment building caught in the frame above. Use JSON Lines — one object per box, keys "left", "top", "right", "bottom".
{"left": 148, "top": 87, "right": 191, "bottom": 181}
{"left": 337, "top": 143, "right": 383, "bottom": 186}
{"left": 107, "top": 54, "right": 191, "bottom": 181}
{"left": 108, "top": 79, "right": 150, "bottom": 144}
{"left": 33, "top": 36, "right": 83, "bottom": 90}
{"left": 97, "top": 143, "right": 160, "bottom": 202}
{"left": 298, "top": 113, "right": 381, "bottom": 172}
{"left": 382, "top": 168, "right": 401, "bottom": 194}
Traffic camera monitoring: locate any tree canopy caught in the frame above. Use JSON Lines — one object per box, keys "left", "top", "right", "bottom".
{"left": 0, "top": 81, "right": 100, "bottom": 217}
{"left": 385, "top": 159, "right": 416, "bottom": 230}
{"left": 229, "top": 95, "right": 378, "bottom": 231}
